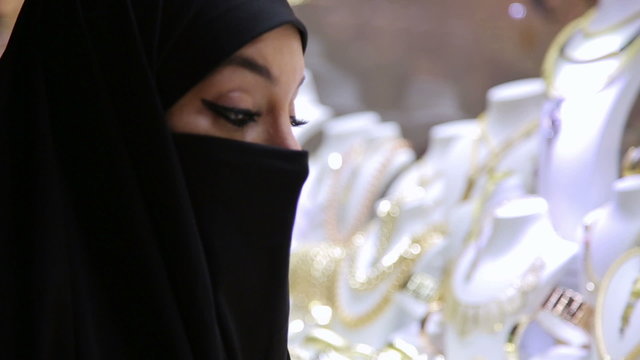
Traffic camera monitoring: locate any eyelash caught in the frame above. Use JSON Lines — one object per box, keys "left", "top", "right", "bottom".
{"left": 201, "top": 99, "right": 308, "bottom": 128}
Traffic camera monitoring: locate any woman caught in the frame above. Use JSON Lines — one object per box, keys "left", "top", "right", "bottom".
{"left": 0, "top": 0, "right": 308, "bottom": 358}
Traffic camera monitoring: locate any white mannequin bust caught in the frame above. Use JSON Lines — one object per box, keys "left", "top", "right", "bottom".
{"left": 292, "top": 111, "right": 381, "bottom": 247}
{"left": 538, "top": 0, "right": 640, "bottom": 241}
{"left": 321, "top": 119, "right": 478, "bottom": 349}
{"left": 444, "top": 78, "right": 547, "bottom": 266}
{"left": 292, "top": 112, "right": 415, "bottom": 247}
{"left": 581, "top": 174, "right": 640, "bottom": 302}
{"left": 443, "top": 196, "right": 578, "bottom": 360}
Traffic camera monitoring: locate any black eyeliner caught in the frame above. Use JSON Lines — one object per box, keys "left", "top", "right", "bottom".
{"left": 290, "top": 116, "right": 308, "bottom": 127}
{"left": 201, "top": 98, "right": 260, "bottom": 128}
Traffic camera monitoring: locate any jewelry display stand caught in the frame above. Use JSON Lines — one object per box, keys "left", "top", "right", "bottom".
{"left": 445, "top": 77, "right": 547, "bottom": 264}
{"left": 581, "top": 175, "right": 640, "bottom": 303}
{"left": 443, "top": 196, "right": 578, "bottom": 360}
{"left": 292, "top": 112, "right": 415, "bottom": 247}
{"left": 538, "top": 0, "right": 640, "bottom": 241}
{"left": 592, "top": 248, "right": 640, "bottom": 360}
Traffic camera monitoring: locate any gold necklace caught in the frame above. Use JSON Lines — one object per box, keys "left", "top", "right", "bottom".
{"left": 443, "top": 256, "right": 546, "bottom": 337}
{"left": 332, "top": 225, "right": 445, "bottom": 328}
{"left": 504, "top": 316, "right": 532, "bottom": 360}
{"left": 542, "top": 8, "right": 640, "bottom": 96}
{"left": 323, "top": 139, "right": 411, "bottom": 244}
{"left": 462, "top": 115, "right": 538, "bottom": 201}
{"left": 621, "top": 275, "right": 640, "bottom": 336}
{"left": 595, "top": 247, "right": 640, "bottom": 360}
{"left": 347, "top": 190, "right": 445, "bottom": 292}
{"left": 582, "top": 7, "right": 640, "bottom": 37}
{"left": 289, "top": 242, "right": 345, "bottom": 317}
{"left": 462, "top": 116, "right": 539, "bottom": 253}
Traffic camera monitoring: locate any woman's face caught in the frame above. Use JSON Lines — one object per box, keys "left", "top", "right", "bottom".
{"left": 166, "top": 25, "right": 306, "bottom": 150}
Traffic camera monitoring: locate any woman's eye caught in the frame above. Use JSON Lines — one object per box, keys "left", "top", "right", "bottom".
{"left": 290, "top": 116, "right": 308, "bottom": 127}
{"left": 201, "top": 99, "right": 260, "bottom": 128}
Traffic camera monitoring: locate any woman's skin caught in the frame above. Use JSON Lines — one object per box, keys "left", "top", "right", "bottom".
{"left": 166, "top": 25, "right": 306, "bottom": 150}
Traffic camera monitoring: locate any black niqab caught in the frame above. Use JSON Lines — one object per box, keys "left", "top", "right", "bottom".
{"left": 0, "top": 0, "right": 308, "bottom": 359}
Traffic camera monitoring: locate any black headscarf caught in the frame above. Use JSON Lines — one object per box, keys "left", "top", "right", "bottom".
{"left": 0, "top": 0, "right": 307, "bottom": 359}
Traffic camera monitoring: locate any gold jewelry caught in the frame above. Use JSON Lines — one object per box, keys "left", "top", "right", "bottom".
{"left": 504, "top": 316, "right": 531, "bottom": 360}
{"left": 541, "top": 287, "right": 593, "bottom": 333}
{"left": 332, "top": 225, "right": 445, "bottom": 328}
{"left": 595, "top": 247, "right": 640, "bottom": 360}
{"left": 324, "top": 139, "right": 411, "bottom": 244}
{"left": 462, "top": 115, "right": 539, "bottom": 201}
{"left": 377, "top": 338, "right": 427, "bottom": 360}
{"left": 443, "top": 257, "right": 546, "bottom": 337}
{"left": 404, "top": 272, "right": 440, "bottom": 303}
{"left": 627, "top": 343, "right": 640, "bottom": 360}
{"left": 289, "top": 242, "right": 345, "bottom": 317}
{"left": 623, "top": 146, "right": 640, "bottom": 177}
{"left": 542, "top": 8, "right": 640, "bottom": 96}
{"left": 461, "top": 115, "right": 539, "bottom": 260}
{"left": 620, "top": 275, "right": 640, "bottom": 335}
{"left": 559, "top": 26, "right": 640, "bottom": 63}
{"left": 581, "top": 8, "right": 640, "bottom": 37}
{"left": 347, "top": 200, "right": 402, "bottom": 292}
{"left": 347, "top": 200, "right": 443, "bottom": 293}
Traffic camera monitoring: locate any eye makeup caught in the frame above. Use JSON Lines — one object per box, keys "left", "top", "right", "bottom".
{"left": 201, "top": 98, "right": 260, "bottom": 128}
{"left": 202, "top": 98, "right": 308, "bottom": 128}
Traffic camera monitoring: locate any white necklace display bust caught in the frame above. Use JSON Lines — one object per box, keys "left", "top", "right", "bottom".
{"left": 443, "top": 196, "right": 578, "bottom": 360}
{"left": 581, "top": 175, "right": 640, "bottom": 302}
{"left": 538, "top": 0, "right": 640, "bottom": 241}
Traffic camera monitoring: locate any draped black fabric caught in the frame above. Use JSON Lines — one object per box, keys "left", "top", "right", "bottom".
{"left": 0, "top": 0, "right": 307, "bottom": 359}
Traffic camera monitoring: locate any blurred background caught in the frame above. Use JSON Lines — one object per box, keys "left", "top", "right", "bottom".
{"left": 291, "top": 0, "right": 597, "bottom": 153}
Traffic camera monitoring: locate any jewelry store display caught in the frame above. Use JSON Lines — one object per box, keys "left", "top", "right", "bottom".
{"left": 443, "top": 257, "right": 546, "bottom": 337}
{"left": 333, "top": 224, "right": 445, "bottom": 328}
{"left": 324, "top": 139, "right": 412, "bottom": 244}
{"left": 542, "top": 8, "right": 640, "bottom": 96}
{"left": 462, "top": 115, "right": 539, "bottom": 202}
{"left": 289, "top": 3, "right": 640, "bottom": 357}
{"left": 595, "top": 247, "right": 640, "bottom": 360}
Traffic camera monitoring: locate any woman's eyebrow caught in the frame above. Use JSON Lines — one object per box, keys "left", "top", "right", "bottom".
{"left": 223, "top": 55, "right": 275, "bottom": 84}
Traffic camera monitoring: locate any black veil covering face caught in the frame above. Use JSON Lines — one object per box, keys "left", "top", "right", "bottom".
{"left": 0, "top": 0, "right": 307, "bottom": 359}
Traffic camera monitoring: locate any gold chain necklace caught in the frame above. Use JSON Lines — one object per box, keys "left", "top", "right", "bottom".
{"left": 323, "top": 139, "right": 411, "bottom": 244}
{"left": 332, "top": 225, "right": 445, "bottom": 328}
{"left": 542, "top": 8, "right": 640, "bottom": 97}
{"left": 462, "top": 115, "right": 539, "bottom": 201}
{"left": 347, "top": 184, "right": 445, "bottom": 292}
{"left": 582, "top": 7, "right": 640, "bottom": 37}
{"left": 462, "top": 116, "right": 539, "bottom": 253}
{"left": 621, "top": 275, "right": 640, "bottom": 336}
{"left": 443, "top": 256, "right": 546, "bottom": 337}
